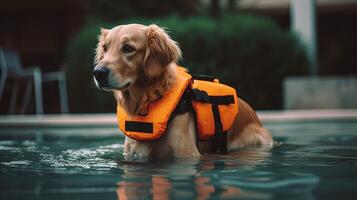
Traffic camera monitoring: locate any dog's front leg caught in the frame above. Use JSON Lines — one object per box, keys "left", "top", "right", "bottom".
{"left": 122, "top": 112, "right": 200, "bottom": 158}
{"left": 165, "top": 112, "right": 200, "bottom": 157}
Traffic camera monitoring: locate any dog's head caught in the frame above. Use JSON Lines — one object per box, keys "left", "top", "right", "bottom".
{"left": 93, "top": 24, "right": 181, "bottom": 91}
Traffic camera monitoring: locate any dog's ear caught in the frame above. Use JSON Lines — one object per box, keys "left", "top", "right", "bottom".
{"left": 94, "top": 28, "right": 109, "bottom": 65}
{"left": 144, "top": 24, "right": 182, "bottom": 78}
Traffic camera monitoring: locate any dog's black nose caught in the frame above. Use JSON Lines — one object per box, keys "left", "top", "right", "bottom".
{"left": 93, "top": 67, "right": 109, "bottom": 84}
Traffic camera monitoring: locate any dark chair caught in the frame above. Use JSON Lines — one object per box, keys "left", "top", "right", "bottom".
{"left": 0, "top": 48, "right": 68, "bottom": 114}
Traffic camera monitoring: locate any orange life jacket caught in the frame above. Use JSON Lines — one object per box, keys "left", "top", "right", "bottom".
{"left": 117, "top": 67, "right": 239, "bottom": 147}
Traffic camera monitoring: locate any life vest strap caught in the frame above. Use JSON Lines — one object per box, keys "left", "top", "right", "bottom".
{"left": 125, "top": 121, "right": 153, "bottom": 133}
{"left": 191, "top": 89, "right": 235, "bottom": 105}
{"left": 172, "top": 88, "right": 194, "bottom": 115}
{"left": 210, "top": 104, "right": 227, "bottom": 153}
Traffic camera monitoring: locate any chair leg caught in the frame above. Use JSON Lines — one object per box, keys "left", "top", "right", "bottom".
{"left": 58, "top": 74, "right": 69, "bottom": 113}
{"left": 33, "top": 68, "right": 43, "bottom": 114}
{"left": 21, "top": 78, "right": 33, "bottom": 114}
{"left": 9, "top": 80, "right": 19, "bottom": 114}
{"left": 0, "top": 75, "right": 7, "bottom": 103}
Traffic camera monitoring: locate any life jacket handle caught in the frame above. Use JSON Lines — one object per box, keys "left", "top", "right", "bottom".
{"left": 191, "top": 74, "right": 216, "bottom": 82}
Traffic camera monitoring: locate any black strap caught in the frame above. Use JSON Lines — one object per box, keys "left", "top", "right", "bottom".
{"left": 210, "top": 104, "right": 227, "bottom": 153}
{"left": 172, "top": 88, "right": 193, "bottom": 115}
{"left": 211, "top": 104, "right": 223, "bottom": 131}
{"left": 125, "top": 121, "right": 153, "bottom": 133}
{"left": 191, "top": 89, "right": 234, "bottom": 105}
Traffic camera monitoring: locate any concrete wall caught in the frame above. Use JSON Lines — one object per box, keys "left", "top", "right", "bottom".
{"left": 284, "top": 76, "right": 357, "bottom": 109}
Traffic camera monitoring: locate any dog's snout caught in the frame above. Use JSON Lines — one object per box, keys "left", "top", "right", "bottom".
{"left": 93, "top": 67, "right": 110, "bottom": 84}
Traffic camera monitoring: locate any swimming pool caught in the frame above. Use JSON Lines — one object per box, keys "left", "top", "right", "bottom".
{"left": 1, "top": 115, "right": 357, "bottom": 199}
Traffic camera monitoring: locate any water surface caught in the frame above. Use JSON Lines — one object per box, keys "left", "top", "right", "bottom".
{"left": 1, "top": 121, "right": 357, "bottom": 199}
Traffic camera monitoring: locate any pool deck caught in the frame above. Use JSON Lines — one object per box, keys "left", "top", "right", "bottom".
{"left": 1, "top": 109, "right": 357, "bottom": 129}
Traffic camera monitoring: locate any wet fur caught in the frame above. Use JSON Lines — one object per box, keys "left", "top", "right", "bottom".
{"left": 95, "top": 24, "right": 273, "bottom": 157}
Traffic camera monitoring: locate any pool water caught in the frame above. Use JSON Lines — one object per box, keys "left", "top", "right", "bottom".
{"left": 1, "top": 121, "right": 357, "bottom": 199}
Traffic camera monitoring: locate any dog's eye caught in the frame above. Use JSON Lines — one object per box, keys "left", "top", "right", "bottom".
{"left": 102, "top": 44, "right": 108, "bottom": 52}
{"left": 122, "top": 44, "right": 136, "bottom": 54}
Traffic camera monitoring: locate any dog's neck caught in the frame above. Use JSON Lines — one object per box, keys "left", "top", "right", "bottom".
{"left": 115, "top": 63, "right": 177, "bottom": 116}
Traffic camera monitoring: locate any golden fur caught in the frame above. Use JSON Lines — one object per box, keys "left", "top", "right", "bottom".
{"left": 94, "top": 24, "right": 273, "bottom": 157}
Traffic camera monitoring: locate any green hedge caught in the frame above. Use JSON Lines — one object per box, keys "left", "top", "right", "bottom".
{"left": 66, "top": 14, "right": 309, "bottom": 113}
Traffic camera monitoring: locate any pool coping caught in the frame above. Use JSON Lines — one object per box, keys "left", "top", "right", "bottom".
{"left": 0, "top": 109, "right": 357, "bottom": 129}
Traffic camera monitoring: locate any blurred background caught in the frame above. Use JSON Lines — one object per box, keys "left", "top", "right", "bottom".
{"left": 0, "top": 0, "right": 356, "bottom": 114}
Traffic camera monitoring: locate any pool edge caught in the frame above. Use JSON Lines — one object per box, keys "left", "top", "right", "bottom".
{"left": 0, "top": 109, "right": 357, "bottom": 128}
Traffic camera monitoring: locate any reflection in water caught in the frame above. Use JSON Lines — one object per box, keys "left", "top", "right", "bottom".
{"left": 117, "top": 175, "right": 171, "bottom": 200}
{"left": 116, "top": 147, "right": 274, "bottom": 200}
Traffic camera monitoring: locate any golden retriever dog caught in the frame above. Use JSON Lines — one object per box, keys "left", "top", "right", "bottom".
{"left": 93, "top": 24, "right": 273, "bottom": 157}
